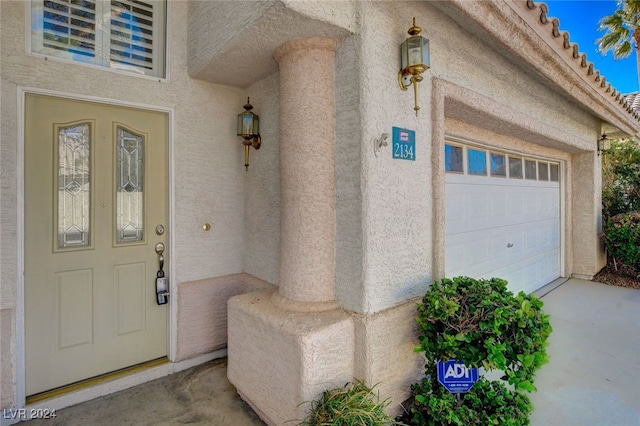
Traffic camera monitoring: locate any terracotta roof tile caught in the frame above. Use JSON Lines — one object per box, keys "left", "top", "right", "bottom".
{"left": 624, "top": 92, "right": 640, "bottom": 113}
{"left": 527, "top": 0, "right": 640, "bottom": 123}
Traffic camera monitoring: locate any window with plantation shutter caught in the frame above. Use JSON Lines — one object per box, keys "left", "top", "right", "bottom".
{"left": 31, "top": 0, "right": 166, "bottom": 78}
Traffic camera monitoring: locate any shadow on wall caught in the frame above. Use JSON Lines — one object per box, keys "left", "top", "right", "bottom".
{"left": 175, "top": 273, "right": 273, "bottom": 361}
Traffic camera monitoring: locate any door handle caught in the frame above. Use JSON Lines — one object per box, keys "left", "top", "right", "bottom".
{"left": 155, "top": 242, "right": 165, "bottom": 272}
{"left": 155, "top": 242, "right": 169, "bottom": 305}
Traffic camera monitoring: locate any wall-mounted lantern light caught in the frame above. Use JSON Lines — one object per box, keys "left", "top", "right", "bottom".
{"left": 237, "top": 97, "right": 261, "bottom": 171}
{"left": 597, "top": 133, "right": 610, "bottom": 156}
{"left": 398, "top": 17, "right": 430, "bottom": 116}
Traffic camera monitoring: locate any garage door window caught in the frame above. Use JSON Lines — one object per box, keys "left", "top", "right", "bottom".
{"left": 490, "top": 153, "right": 506, "bottom": 177}
{"left": 550, "top": 164, "right": 559, "bottom": 182}
{"left": 468, "top": 149, "right": 487, "bottom": 175}
{"left": 445, "top": 143, "right": 560, "bottom": 183}
{"left": 538, "top": 162, "right": 549, "bottom": 181}
{"left": 509, "top": 156, "right": 523, "bottom": 179}
{"left": 525, "top": 160, "right": 537, "bottom": 180}
{"left": 445, "top": 144, "right": 463, "bottom": 173}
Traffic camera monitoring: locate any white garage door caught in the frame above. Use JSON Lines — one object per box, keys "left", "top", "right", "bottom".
{"left": 444, "top": 142, "right": 561, "bottom": 294}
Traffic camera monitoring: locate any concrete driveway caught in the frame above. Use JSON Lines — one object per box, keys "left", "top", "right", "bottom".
{"left": 530, "top": 278, "right": 640, "bottom": 426}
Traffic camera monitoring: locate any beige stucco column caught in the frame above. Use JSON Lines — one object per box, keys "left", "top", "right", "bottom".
{"left": 571, "top": 151, "right": 607, "bottom": 278}
{"left": 274, "top": 38, "right": 338, "bottom": 307}
{"left": 228, "top": 38, "right": 354, "bottom": 426}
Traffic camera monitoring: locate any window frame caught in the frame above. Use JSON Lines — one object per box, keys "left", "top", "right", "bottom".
{"left": 489, "top": 152, "right": 506, "bottom": 178}
{"left": 467, "top": 148, "right": 488, "bottom": 176}
{"left": 28, "top": 0, "right": 167, "bottom": 80}
{"left": 508, "top": 155, "right": 523, "bottom": 179}
{"left": 444, "top": 143, "right": 465, "bottom": 174}
{"left": 443, "top": 139, "right": 562, "bottom": 184}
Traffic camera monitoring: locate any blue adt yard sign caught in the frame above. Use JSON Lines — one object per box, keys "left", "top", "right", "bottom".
{"left": 437, "top": 360, "right": 479, "bottom": 394}
{"left": 392, "top": 127, "right": 415, "bottom": 161}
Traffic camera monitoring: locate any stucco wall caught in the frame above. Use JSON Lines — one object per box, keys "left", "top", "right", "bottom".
{"left": 351, "top": 1, "right": 601, "bottom": 314}
{"left": 242, "top": 73, "right": 280, "bottom": 285}
{"left": 422, "top": 2, "right": 598, "bottom": 146}
{"left": 175, "top": 274, "right": 272, "bottom": 361}
{"left": 571, "top": 152, "right": 607, "bottom": 277}
{"left": 356, "top": 3, "right": 434, "bottom": 315}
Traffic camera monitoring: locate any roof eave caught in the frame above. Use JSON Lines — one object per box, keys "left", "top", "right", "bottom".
{"left": 431, "top": 0, "right": 640, "bottom": 139}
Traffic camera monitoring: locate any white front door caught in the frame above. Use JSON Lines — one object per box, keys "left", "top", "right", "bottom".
{"left": 24, "top": 94, "right": 169, "bottom": 396}
{"left": 444, "top": 142, "right": 561, "bottom": 294}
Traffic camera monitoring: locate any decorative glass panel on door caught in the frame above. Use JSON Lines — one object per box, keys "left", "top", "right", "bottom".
{"left": 116, "top": 126, "right": 144, "bottom": 243}
{"left": 57, "top": 123, "right": 91, "bottom": 248}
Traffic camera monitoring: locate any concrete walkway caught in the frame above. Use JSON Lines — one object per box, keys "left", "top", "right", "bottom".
{"left": 21, "top": 359, "right": 265, "bottom": 426}
{"left": 530, "top": 278, "right": 640, "bottom": 426}
{"left": 20, "top": 278, "right": 640, "bottom": 425}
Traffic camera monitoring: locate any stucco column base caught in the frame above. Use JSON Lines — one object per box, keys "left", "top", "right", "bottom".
{"left": 228, "top": 289, "right": 354, "bottom": 426}
{"left": 270, "top": 292, "right": 339, "bottom": 312}
{"left": 352, "top": 298, "right": 425, "bottom": 417}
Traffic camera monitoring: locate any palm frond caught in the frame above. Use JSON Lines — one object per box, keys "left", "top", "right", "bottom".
{"left": 614, "top": 40, "right": 634, "bottom": 58}
{"left": 598, "top": 11, "right": 625, "bottom": 31}
{"left": 598, "top": 31, "right": 626, "bottom": 53}
{"left": 597, "top": 1, "right": 640, "bottom": 58}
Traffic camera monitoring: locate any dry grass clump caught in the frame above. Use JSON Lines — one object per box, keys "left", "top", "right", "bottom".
{"left": 297, "top": 381, "right": 403, "bottom": 426}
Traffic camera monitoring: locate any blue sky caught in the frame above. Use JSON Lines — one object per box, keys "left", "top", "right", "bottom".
{"left": 545, "top": 0, "right": 639, "bottom": 94}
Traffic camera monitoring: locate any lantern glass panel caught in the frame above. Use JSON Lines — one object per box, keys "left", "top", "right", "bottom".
{"left": 401, "top": 39, "right": 409, "bottom": 70}
{"left": 408, "top": 36, "right": 422, "bottom": 66}
{"left": 421, "top": 37, "right": 430, "bottom": 67}
{"left": 238, "top": 112, "right": 253, "bottom": 136}
{"left": 253, "top": 114, "right": 259, "bottom": 134}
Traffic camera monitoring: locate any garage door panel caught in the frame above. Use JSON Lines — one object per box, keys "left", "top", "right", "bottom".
{"left": 521, "top": 250, "right": 560, "bottom": 294}
{"left": 446, "top": 184, "right": 559, "bottom": 235}
{"left": 446, "top": 220, "right": 558, "bottom": 281}
{"left": 453, "top": 248, "right": 560, "bottom": 295}
{"left": 444, "top": 143, "right": 561, "bottom": 294}
{"left": 508, "top": 193, "right": 525, "bottom": 218}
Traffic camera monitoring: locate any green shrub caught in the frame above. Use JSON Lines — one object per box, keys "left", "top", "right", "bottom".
{"left": 604, "top": 212, "right": 640, "bottom": 272}
{"left": 411, "top": 377, "right": 531, "bottom": 426}
{"left": 602, "top": 139, "right": 640, "bottom": 219}
{"left": 410, "top": 277, "right": 552, "bottom": 426}
{"left": 298, "top": 380, "right": 402, "bottom": 426}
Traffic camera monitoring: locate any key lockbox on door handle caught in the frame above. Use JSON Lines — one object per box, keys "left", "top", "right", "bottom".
{"left": 155, "top": 242, "right": 169, "bottom": 305}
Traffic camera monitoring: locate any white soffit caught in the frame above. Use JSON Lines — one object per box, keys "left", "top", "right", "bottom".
{"left": 187, "top": 1, "right": 353, "bottom": 89}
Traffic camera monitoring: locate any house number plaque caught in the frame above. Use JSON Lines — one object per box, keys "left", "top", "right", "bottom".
{"left": 392, "top": 127, "right": 415, "bottom": 161}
